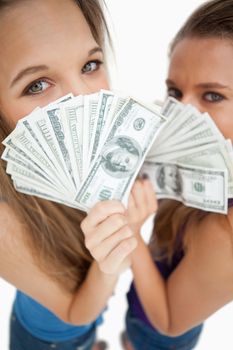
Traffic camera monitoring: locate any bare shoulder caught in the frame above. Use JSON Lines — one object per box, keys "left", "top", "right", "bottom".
{"left": 167, "top": 211, "right": 233, "bottom": 331}
{"left": 0, "top": 202, "right": 72, "bottom": 319}
{"left": 0, "top": 202, "right": 39, "bottom": 286}
{"left": 192, "top": 211, "right": 233, "bottom": 249}
{"left": 169, "top": 211, "right": 233, "bottom": 303}
{"left": 184, "top": 211, "right": 233, "bottom": 281}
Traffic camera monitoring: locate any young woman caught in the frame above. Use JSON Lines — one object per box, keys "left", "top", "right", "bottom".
{"left": 83, "top": 0, "right": 233, "bottom": 349}
{"left": 0, "top": 1, "right": 137, "bottom": 349}
{"left": 124, "top": 0, "right": 233, "bottom": 348}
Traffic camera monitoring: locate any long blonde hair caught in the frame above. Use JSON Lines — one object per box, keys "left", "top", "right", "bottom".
{"left": 0, "top": 0, "right": 111, "bottom": 292}
{"left": 152, "top": 0, "right": 233, "bottom": 261}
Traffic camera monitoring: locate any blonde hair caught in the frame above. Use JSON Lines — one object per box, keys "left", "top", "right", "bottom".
{"left": 0, "top": 0, "right": 111, "bottom": 292}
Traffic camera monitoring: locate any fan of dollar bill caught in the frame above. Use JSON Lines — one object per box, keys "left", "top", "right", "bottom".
{"left": 141, "top": 97, "right": 233, "bottom": 214}
{"left": 2, "top": 90, "right": 233, "bottom": 214}
{"left": 1, "top": 90, "right": 165, "bottom": 211}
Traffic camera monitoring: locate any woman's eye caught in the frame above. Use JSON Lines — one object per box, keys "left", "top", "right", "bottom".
{"left": 25, "top": 80, "right": 50, "bottom": 95}
{"left": 203, "top": 92, "right": 224, "bottom": 102}
{"left": 82, "top": 60, "right": 103, "bottom": 74}
{"left": 167, "top": 87, "right": 182, "bottom": 100}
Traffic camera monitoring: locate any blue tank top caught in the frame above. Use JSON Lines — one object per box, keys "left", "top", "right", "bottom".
{"left": 14, "top": 290, "right": 103, "bottom": 342}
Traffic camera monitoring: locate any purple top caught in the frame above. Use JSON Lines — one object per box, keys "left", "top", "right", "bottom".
{"left": 127, "top": 199, "right": 233, "bottom": 330}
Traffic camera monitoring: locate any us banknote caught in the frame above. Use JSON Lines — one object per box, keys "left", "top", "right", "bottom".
{"left": 2, "top": 92, "right": 233, "bottom": 214}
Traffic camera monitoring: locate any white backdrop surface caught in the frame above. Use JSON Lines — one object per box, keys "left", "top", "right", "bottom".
{"left": 1, "top": 1, "right": 233, "bottom": 349}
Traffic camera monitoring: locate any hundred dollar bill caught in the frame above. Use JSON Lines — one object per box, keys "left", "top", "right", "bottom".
{"left": 82, "top": 92, "right": 99, "bottom": 176}
{"left": 13, "top": 179, "right": 81, "bottom": 209}
{"left": 15, "top": 93, "right": 75, "bottom": 173}
{"left": 107, "top": 94, "right": 127, "bottom": 124}
{"left": 1, "top": 147, "right": 68, "bottom": 197}
{"left": 2, "top": 125, "right": 70, "bottom": 193}
{"left": 2, "top": 91, "right": 232, "bottom": 214}
{"left": 161, "top": 96, "right": 181, "bottom": 117}
{"left": 97, "top": 93, "right": 128, "bottom": 146}
{"left": 149, "top": 105, "right": 218, "bottom": 157}
{"left": 140, "top": 161, "right": 228, "bottom": 214}
{"left": 161, "top": 105, "right": 201, "bottom": 138}
{"left": 6, "top": 162, "right": 62, "bottom": 194}
{"left": 154, "top": 112, "right": 224, "bottom": 155}
{"left": 88, "top": 90, "right": 115, "bottom": 164}
{"left": 21, "top": 109, "right": 74, "bottom": 191}
{"left": 44, "top": 93, "right": 74, "bottom": 107}
{"left": 2, "top": 148, "right": 50, "bottom": 181}
{"left": 156, "top": 141, "right": 233, "bottom": 195}
{"left": 61, "top": 96, "right": 84, "bottom": 185}
{"left": 146, "top": 102, "right": 193, "bottom": 157}
{"left": 46, "top": 106, "right": 77, "bottom": 189}
{"left": 75, "top": 98, "right": 166, "bottom": 210}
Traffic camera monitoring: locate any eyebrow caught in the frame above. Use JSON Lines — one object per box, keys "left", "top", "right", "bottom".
{"left": 10, "top": 46, "right": 103, "bottom": 88}
{"left": 165, "top": 79, "right": 175, "bottom": 86}
{"left": 196, "top": 82, "right": 229, "bottom": 89}
{"left": 166, "top": 79, "right": 228, "bottom": 89}
{"left": 88, "top": 47, "right": 103, "bottom": 56}
{"left": 10, "top": 65, "right": 49, "bottom": 88}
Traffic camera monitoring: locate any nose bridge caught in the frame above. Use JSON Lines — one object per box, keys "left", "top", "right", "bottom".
{"left": 181, "top": 93, "right": 195, "bottom": 106}
{"left": 181, "top": 92, "right": 200, "bottom": 111}
{"left": 61, "top": 73, "right": 90, "bottom": 96}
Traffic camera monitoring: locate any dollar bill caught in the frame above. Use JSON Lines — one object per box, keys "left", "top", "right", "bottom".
{"left": 6, "top": 162, "right": 61, "bottom": 194}
{"left": 88, "top": 90, "right": 115, "bottom": 164}
{"left": 2, "top": 91, "right": 233, "bottom": 214}
{"left": 75, "top": 98, "right": 166, "bottom": 210}
{"left": 23, "top": 109, "right": 74, "bottom": 190}
{"left": 13, "top": 179, "right": 81, "bottom": 209}
{"left": 61, "top": 96, "right": 84, "bottom": 185}
{"left": 82, "top": 92, "right": 99, "bottom": 176}
{"left": 2, "top": 125, "right": 69, "bottom": 191}
{"left": 140, "top": 161, "right": 228, "bottom": 213}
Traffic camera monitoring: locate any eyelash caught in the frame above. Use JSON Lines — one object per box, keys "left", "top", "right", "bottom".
{"left": 167, "top": 87, "right": 225, "bottom": 103}
{"left": 203, "top": 91, "right": 225, "bottom": 103}
{"left": 167, "top": 87, "right": 182, "bottom": 100}
{"left": 23, "top": 59, "right": 104, "bottom": 96}
{"left": 23, "top": 78, "right": 51, "bottom": 96}
{"left": 81, "top": 59, "right": 103, "bottom": 74}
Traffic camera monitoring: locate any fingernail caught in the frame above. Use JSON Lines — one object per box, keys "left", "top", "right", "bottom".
{"left": 141, "top": 173, "right": 149, "bottom": 180}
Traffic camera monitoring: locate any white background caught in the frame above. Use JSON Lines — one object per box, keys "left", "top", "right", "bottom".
{"left": 1, "top": 1, "right": 233, "bottom": 349}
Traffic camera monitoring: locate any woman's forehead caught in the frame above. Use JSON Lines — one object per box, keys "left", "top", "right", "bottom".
{"left": 170, "top": 37, "right": 233, "bottom": 62}
{"left": 0, "top": 0, "right": 97, "bottom": 81}
{"left": 168, "top": 37, "right": 233, "bottom": 83}
{"left": 0, "top": 0, "right": 93, "bottom": 49}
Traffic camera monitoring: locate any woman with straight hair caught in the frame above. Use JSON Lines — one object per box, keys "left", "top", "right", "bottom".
{"left": 0, "top": 1, "right": 138, "bottom": 349}
{"left": 122, "top": 1, "right": 233, "bottom": 348}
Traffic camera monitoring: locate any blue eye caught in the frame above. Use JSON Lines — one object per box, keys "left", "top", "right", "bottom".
{"left": 203, "top": 92, "right": 224, "bottom": 102}
{"left": 26, "top": 80, "right": 50, "bottom": 95}
{"left": 167, "top": 87, "right": 182, "bottom": 100}
{"left": 82, "top": 60, "right": 103, "bottom": 74}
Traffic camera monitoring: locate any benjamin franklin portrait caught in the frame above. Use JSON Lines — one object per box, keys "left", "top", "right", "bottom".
{"left": 101, "top": 136, "right": 141, "bottom": 178}
{"left": 156, "top": 163, "right": 182, "bottom": 195}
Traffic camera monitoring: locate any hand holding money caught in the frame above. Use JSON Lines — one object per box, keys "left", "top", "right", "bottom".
{"left": 81, "top": 200, "right": 137, "bottom": 275}
{"left": 126, "top": 178, "right": 158, "bottom": 234}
